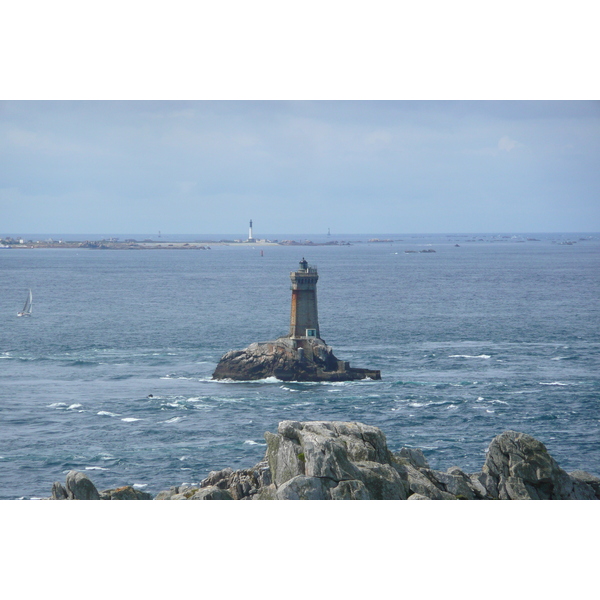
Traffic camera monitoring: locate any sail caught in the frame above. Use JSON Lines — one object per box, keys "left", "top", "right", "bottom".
{"left": 18, "top": 289, "right": 32, "bottom": 316}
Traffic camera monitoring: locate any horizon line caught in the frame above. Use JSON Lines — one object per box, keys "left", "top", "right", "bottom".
{"left": 2, "top": 231, "right": 599, "bottom": 237}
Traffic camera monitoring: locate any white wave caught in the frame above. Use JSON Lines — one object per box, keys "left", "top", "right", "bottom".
{"left": 209, "top": 375, "right": 283, "bottom": 384}
{"left": 48, "top": 402, "right": 68, "bottom": 408}
{"left": 449, "top": 354, "right": 491, "bottom": 359}
{"left": 97, "top": 411, "right": 120, "bottom": 417}
{"left": 133, "top": 483, "right": 148, "bottom": 489}
{"left": 409, "top": 402, "right": 426, "bottom": 407}
{"left": 244, "top": 440, "right": 267, "bottom": 446}
{"left": 121, "top": 417, "right": 141, "bottom": 422}
{"left": 540, "top": 382, "right": 568, "bottom": 386}
{"left": 85, "top": 466, "right": 108, "bottom": 471}
{"left": 446, "top": 404, "right": 458, "bottom": 410}
{"left": 67, "top": 403, "right": 83, "bottom": 410}
{"left": 476, "top": 397, "right": 485, "bottom": 402}
{"left": 160, "top": 374, "right": 194, "bottom": 380}
{"left": 280, "top": 386, "right": 300, "bottom": 392}
{"left": 162, "top": 416, "right": 183, "bottom": 423}
{"left": 486, "top": 409, "right": 495, "bottom": 413}
{"left": 257, "top": 376, "right": 280, "bottom": 383}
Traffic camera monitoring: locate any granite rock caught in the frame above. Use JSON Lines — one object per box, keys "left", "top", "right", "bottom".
{"left": 65, "top": 471, "right": 100, "bottom": 500}
{"left": 100, "top": 486, "right": 152, "bottom": 500}
{"left": 483, "top": 431, "right": 598, "bottom": 500}
{"left": 212, "top": 337, "right": 380, "bottom": 382}
{"left": 49, "top": 423, "right": 600, "bottom": 501}
{"left": 264, "top": 420, "right": 409, "bottom": 499}
{"left": 51, "top": 481, "right": 68, "bottom": 500}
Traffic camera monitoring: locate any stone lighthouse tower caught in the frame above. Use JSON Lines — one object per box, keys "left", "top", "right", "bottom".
{"left": 212, "top": 258, "right": 381, "bottom": 381}
{"left": 289, "top": 258, "right": 320, "bottom": 339}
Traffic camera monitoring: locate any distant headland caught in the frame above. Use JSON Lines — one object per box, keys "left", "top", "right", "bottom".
{"left": 1, "top": 230, "right": 594, "bottom": 250}
{"left": 0, "top": 236, "right": 354, "bottom": 249}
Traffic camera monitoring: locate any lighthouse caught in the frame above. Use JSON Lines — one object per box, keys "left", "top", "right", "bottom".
{"left": 289, "top": 258, "right": 320, "bottom": 339}
{"left": 248, "top": 219, "right": 255, "bottom": 242}
{"left": 212, "top": 258, "right": 381, "bottom": 381}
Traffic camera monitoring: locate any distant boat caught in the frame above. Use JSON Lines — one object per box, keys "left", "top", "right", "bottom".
{"left": 17, "top": 289, "right": 32, "bottom": 317}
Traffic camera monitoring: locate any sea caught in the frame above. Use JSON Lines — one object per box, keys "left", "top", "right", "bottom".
{"left": 1, "top": 233, "right": 599, "bottom": 500}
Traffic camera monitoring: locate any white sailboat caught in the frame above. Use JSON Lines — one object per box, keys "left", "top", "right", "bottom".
{"left": 17, "top": 289, "right": 33, "bottom": 317}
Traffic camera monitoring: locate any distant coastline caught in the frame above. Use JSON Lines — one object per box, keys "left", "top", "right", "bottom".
{"left": 0, "top": 236, "right": 355, "bottom": 249}
{"left": 1, "top": 233, "right": 595, "bottom": 250}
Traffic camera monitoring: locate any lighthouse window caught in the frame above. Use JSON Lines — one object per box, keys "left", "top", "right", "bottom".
{"left": 306, "top": 329, "right": 317, "bottom": 337}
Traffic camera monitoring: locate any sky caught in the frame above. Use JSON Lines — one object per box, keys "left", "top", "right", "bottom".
{"left": 1, "top": 100, "right": 599, "bottom": 236}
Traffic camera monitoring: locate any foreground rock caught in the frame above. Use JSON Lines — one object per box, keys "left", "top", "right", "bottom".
{"left": 50, "top": 471, "right": 152, "bottom": 500}
{"left": 49, "top": 424, "right": 600, "bottom": 500}
{"left": 482, "top": 431, "right": 598, "bottom": 499}
{"left": 212, "top": 336, "right": 381, "bottom": 382}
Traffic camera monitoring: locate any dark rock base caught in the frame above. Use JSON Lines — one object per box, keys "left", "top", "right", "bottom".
{"left": 211, "top": 336, "right": 381, "bottom": 382}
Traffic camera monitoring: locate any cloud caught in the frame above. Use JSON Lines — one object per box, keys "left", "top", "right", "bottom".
{"left": 1, "top": 101, "right": 599, "bottom": 234}
{"left": 497, "top": 135, "right": 520, "bottom": 152}
{"left": 365, "top": 129, "right": 393, "bottom": 146}
{"left": 177, "top": 181, "right": 197, "bottom": 194}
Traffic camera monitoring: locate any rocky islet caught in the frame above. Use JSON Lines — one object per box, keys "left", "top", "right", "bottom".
{"left": 212, "top": 259, "right": 381, "bottom": 382}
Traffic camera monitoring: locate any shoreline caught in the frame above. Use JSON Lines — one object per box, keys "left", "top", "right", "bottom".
{"left": 46, "top": 420, "right": 600, "bottom": 501}
{"left": 0, "top": 240, "right": 355, "bottom": 250}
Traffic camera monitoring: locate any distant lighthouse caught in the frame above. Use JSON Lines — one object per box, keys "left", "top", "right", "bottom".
{"left": 248, "top": 219, "right": 255, "bottom": 242}
{"left": 289, "top": 258, "right": 320, "bottom": 339}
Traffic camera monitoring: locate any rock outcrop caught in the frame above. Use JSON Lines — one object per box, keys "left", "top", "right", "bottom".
{"left": 212, "top": 336, "right": 381, "bottom": 382}
{"left": 154, "top": 460, "right": 272, "bottom": 500}
{"left": 50, "top": 471, "right": 152, "bottom": 500}
{"left": 481, "top": 430, "right": 598, "bottom": 500}
{"left": 48, "top": 423, "right": 600, "bottom": 500}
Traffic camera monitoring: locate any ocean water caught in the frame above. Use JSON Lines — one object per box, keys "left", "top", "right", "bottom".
{"left": 1, "top": 234, "right": 599, "bottom": 499}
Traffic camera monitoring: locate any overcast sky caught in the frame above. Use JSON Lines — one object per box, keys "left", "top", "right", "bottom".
{"left": 1, "top": 100, "right": 599, "bottom": 235}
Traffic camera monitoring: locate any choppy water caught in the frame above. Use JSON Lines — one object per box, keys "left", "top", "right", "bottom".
{"left": 1, "top": 234, "right": 599, "bottom": 499}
